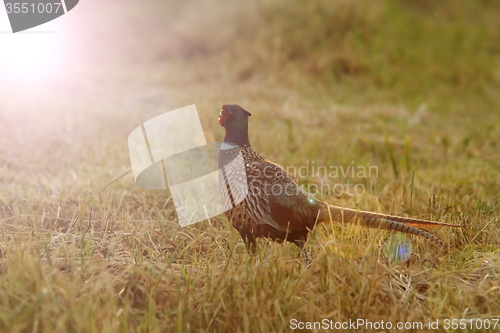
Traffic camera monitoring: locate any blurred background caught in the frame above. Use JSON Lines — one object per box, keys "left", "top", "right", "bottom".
{"left": 1, "top": 0, "right": 499, "bottom": 222}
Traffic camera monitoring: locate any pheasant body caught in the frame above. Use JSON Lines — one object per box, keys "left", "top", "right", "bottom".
{"left": 217, "top": 104, "right": 459, "bottom": 250}
{"left": 219, "top": 145, "right": 321, "bottom": 248}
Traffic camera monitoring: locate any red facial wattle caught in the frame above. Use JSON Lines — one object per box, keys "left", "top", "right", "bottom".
{"left": 219, "top": 109, "right": 226, "bottom": 126}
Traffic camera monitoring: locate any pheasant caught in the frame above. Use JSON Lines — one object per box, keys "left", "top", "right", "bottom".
{"left": 217, "top": 104, "right": 460, "bottom": 251}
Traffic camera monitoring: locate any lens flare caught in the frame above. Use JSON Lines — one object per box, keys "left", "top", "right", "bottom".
{"left": 384, "top": 234, "right": 413, "bottom": 263}
{"left": 0, "top": 7, "right": 65, "bottom": 85}
{"left": 0, "top": 30, "right": 64, "bottom": 83}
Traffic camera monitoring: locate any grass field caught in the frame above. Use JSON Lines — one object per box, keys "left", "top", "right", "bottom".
{"left": 1, "top": 0, "right": 499, "bottom": 331}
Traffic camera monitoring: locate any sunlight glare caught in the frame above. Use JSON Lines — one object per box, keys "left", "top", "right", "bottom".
{"left": 0, "top": 31, "right": 63, "bottom": 83}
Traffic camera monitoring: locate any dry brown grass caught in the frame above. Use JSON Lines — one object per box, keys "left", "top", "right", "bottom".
{"left": 0, "top": 0, "right": 499, "bottom": 331}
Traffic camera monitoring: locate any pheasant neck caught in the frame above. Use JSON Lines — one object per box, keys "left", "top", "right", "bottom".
{"left": 223, "top": 121, "right": 251, "bottom": 147}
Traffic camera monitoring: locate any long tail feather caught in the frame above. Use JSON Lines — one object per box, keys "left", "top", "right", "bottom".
{"left": 319, "top": 205, "right": 461, "bottom": 246}
{"left": 320, "top": 205, "right": 461, "bottom": 228}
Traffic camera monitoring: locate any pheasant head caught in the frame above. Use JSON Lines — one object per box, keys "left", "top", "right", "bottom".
{"left": 219, "top": 104, "right": 252, "bottom": 147}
